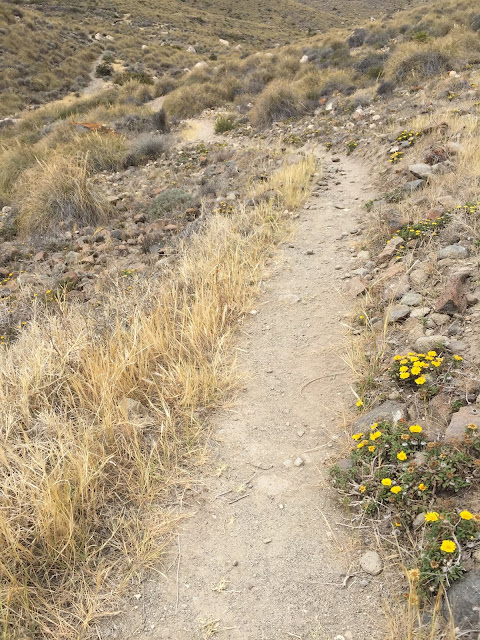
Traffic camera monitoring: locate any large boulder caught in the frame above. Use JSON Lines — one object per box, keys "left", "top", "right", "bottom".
{"left": 354, "top": 401, "right": 405, "bottom": 431}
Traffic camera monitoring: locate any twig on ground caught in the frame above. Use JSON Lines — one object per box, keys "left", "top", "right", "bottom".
{"left": 228, "top": 494, "right": 250, "bottom": 505}
{"left": 175, "top": 535, "right": 181, "bottom": 613}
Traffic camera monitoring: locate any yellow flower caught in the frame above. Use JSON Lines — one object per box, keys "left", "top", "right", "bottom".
{"left": 393, "top": 355, "right": 402, "bottom": 361}
{"left": 418, "top": 483, "right": 426, "bottom": 491}
{"left": 356, "top": 400, "right": 364, "bottom": 407}
{"left": 399, "top": 366, "right": 409, "bottom": 372}
{"left": 352, "top": 433, "right": 364, "bottom": 441}
{"left": 397, "top": 451, "right": 407, "bottom": 461}
{"left": 390, "top": 486, "right": 402, "bottom": 494}
{"left": 467, "top": 423, "right": 478, "bottom": 431}
{"left": 432, "top": 360, "right": 441, "bottom": 367}
{"left": 394, "top": 521, "right": 402, "bottom": 527}
{"left": 425, "top": 512, "right": 439, "bottom": 522}
{"left": 409, "top": 425, "right": 422, "bottom": 433}
{"left": 357, "top": 440, "right": 368, "bottom": 449}
{"left": 415, "top": 376, "right": 426, "bottom": 385}
{"left": 459, "top": 510, "right": 473, "bottom": 520}
{"left": 408, "top": 568, "right": 420, "bottom": 581}
{"left": 440, "top": 540, "right": 456, "bottom": 553}
{"left": 409, "top": 356, "right": 419, "bottom": 362}
{"left": 400, "top": 372, "right": 410, "bottom": 379}
{"left": 368, "top": 445, "right": 375, "bottom": 452}
{"left": 381, "top": 478, "right": 392, "bottom": 486}
{"left": 411, "top": 367, "right": 421, "bottom": 376}
{"left": 359, "top": 485, "right": 367, "bottom": 493}
{"left": 400, "top": 359, "right": 408, "bottom": 365}
{"left": 425, "top": 355, "right": 434, "bottom": 361}
{"left": 370, "top": 431, "right": 382, "bottom": 441}
{"left": 453, "top": 354, "right": 463, "bottom": 361}
{"left": 370, "top": 423, "right": 378, "bottom": 429}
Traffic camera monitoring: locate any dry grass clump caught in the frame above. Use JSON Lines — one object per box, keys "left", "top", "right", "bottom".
{"left": 0, "top": 144, "right": 46, "bottom": 200}
{"left": 66, "top": 131, "right": 128, "bottom": 172}
{"left": 163, "top": 79, "right": 240, "bottom": 119}
{"left": 15, "top": 155, "right": 109, "bottom": 235}
{"left": 0, "top": 156, "right": 315, "bottom": 637}
{"left": 249, "top": 80, "right": 304, "bottom": 129}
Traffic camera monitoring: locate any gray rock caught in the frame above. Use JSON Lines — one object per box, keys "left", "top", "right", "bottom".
{"left": 445, "top": 406, "right": 479, "bottom": 442}
{"left": 383, "top": 274, "right": 410, "bottom": 301}
{"left": 437, "top": 245, "right": 469, "bottom": 260}
{"left": 409, "top": 163, "right": 432, "bottom": 179}
{"left": 401, "top": 291, "right": 423, "bottom": 307}
{"left": 360, "top": 551, "right": 383, "bottom": 576}
{"left": 430, "top": 312, "right": 451, "bottom": 326}
{"left": 414, "top": 335, "right": 450, "bottom": 352}
{"left": 447, "top": 339, "right": 467, "bottom": 353}
{"left": 354, "top": 400, "right": 405, "bottom": 431}
{"left": 413, "top": 513, "right": 425, "bottom": 529}
{"left": 443, "top": 570, "right": 480, "bottom": 636}
{"left": 410, "top": 268, "right": 429, "bottom": 287}
{"left": 410, "top": 306, "right": 430, "bottom": 318}
{"left": 387, "top": 305, "right": 411, "bottom": 323}
{"left": 404, "top": 179, "right": 425, "bottom": 193}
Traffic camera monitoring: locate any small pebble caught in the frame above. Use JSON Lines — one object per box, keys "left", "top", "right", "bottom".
{"left": 263, "top": 538, "right": 272, "bottom": 544}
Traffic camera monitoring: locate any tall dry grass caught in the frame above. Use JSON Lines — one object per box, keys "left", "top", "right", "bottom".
{"left": 0, "top": 156, "right": 315, "bottom": 638}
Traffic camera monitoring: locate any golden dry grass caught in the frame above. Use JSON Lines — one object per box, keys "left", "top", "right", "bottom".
{"left": 0, "top": 155, "right": 315, "bottom": 638}
{"left": 15, "top": 154, "right": 109, "bottom": 235}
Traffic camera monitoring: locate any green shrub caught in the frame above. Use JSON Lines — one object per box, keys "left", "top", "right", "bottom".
{"left": 249, "top": 81, "right": 304, "bottom": 128}
{"left": 148, "top": 188, "right": 193, "bottom": 219}
{"left": 214, "top": 114, "right": 237, "bottom": 133}
{"left": 96, "top": 63, "right": 113, "bottom": 78}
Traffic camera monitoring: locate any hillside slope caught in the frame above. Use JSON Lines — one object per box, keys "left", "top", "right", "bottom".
{"left": 1, "top": 0, "right": 404, "bottom": 116}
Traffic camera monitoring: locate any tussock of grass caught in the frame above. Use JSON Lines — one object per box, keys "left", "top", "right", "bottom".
{"left": 0, "top": 156, "right": 314, "bottom": 637}
{"left": 15, "top": 155, "right": 109, "bottom": 235}
{"left": 249, "top": 80, "right": 304, "bottom": 129}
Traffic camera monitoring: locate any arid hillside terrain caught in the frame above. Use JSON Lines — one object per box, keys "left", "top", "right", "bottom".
{"left": 1, "top": 0, "right": 480, "bottom": 638}
{"left": 1, "top": 0, "right": 405, "bottom": 115}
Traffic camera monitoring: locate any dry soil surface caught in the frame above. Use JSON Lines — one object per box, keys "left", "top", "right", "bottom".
{"left": 100, "top": 152, "right": 390, "bottom": 640}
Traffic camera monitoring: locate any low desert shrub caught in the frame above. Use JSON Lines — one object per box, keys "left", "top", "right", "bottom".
{"left": 163, "top": 80, "right": 240, "bottom": 118}
{"left": 214, "top": 113, "right": 237, "bottom": 133}
{"left": 249, "top": 80, "right": 304, "bottom": 128}
{"left": 125, "top": 133, "right": 173, "bottom": 166}
{"left": 389, "top": 47, "right": 452, "bottom": 82}
{"left": 347, "top": 28, "right": 367, "bottom": 48}
{"left": 0, "top": 144, "right": 46, "bottom": 198}
{"left": 113, "top": 71, "right": 154, "bottom": 86}
{"left": 15, "top": 154, "right": 108, "bottom": 234}
{"left": 96, "top": 62, "right": 113, "bottom": 78}
{"left": 148, "top": 187, "right": 193, "bottom": 218}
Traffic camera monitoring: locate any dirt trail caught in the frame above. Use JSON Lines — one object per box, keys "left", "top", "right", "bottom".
{"left": 102, "top": 153, "right": 388, "bottom": 640}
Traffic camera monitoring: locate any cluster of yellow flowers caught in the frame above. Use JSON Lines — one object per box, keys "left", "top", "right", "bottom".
{"left": 393, "top": 350, "right": 454, "bottom": 386}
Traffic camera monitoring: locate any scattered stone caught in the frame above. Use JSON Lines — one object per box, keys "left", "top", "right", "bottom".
{"left": 263, "top": 538, "right": 272, "bottom": 544}
{"left": 376, "top": 236, "right": 404, "bottom": 264}
{"left": 305, "top": 249, "right": 314, "bottom": 255}
{"left": 354, "top": 401, "right": 405, "bottom": 431}
{"left": 346, "top": 276, "right": 367, "bottom": 296}
{"left": 429, "top": 312, "right": 450, "bottom": 326}
{"left": 382, "top": 274, "right": 410, "bottom": 301}
{"left": 437, "top": 245, "right": 469, "bottom": 260}
{"left": 387, "top": 305, "right": 410, "bottom": 323}
{"left": 414, "top": 335, "right": 449, "bottom": 352}
{"left": 293, "top": 457, "right": 304, "bottom": 467}
{"left": 410, "top": 306, "right": 430, "bottom": 318}
{"left": 400, "top": 291, "right": 423, "bottom": 307}
{"left": 435, "top": 273, "right": 469, "bottom": 315}
{"left": 409, "top": 163, "right": 432, "bottom": 179}
{"left": 410, "top": 268, "right": 429, "bottom": 287}
{"left": 445, "top": 406, "right": 479, "bottom": 442}
{"left": 443, "top": 570, "right": 480, "bottom": 636}
{"left": 359, "top": 551, "right": 383, "bottom": 576}
{"left": 413, "top": 513, "right": 425, "bottom": 529}
{"left": 403, "top": 179, "right": 425, "bottom": 193}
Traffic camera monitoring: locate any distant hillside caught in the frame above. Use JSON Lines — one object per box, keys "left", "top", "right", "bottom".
{"left": 1, "top": 0, "right": 405, "bottom": 116}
